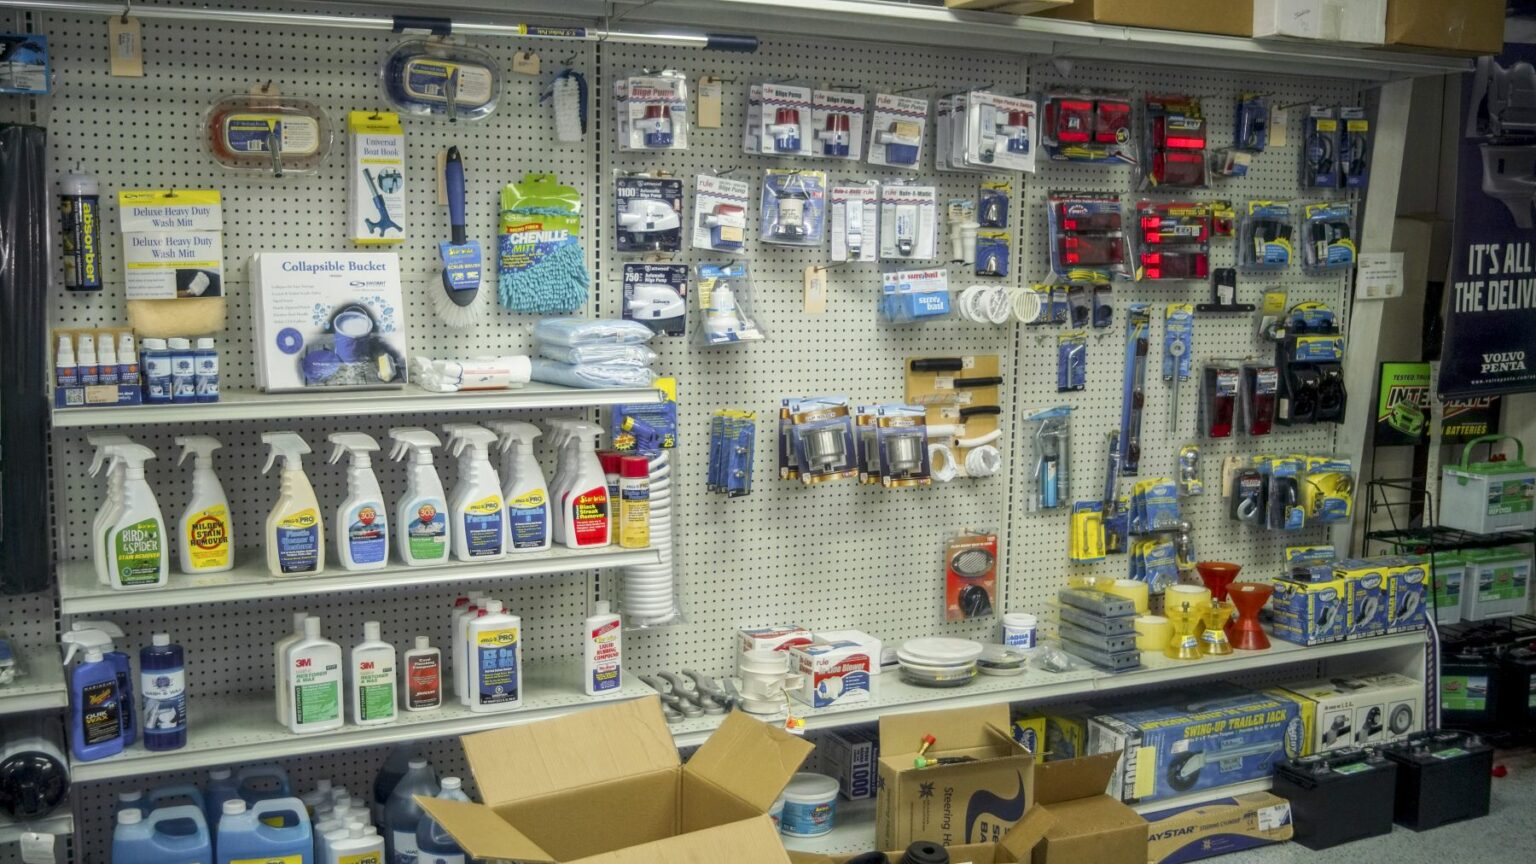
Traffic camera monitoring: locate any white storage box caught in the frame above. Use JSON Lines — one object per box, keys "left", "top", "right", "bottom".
{"left": 1440, "top": 436, "right": 1536, "bottom": 535}
{"left": 1253, "top": 0, "right": 1386, "bottom": 44}
{"left": 1463, "top": 546, "right": 1533, "bottom": 621}
{"left": 1430, "top": 554, "right": 1465, "bottom": 626}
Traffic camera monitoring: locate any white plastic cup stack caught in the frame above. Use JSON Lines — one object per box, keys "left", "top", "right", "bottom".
{"left": 621, "top": 451, "right": 675, "bottom": 623}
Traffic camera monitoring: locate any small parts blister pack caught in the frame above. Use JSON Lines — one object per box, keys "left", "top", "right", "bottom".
{"left": 1025, "top": 405, "right": 1072, "bottom": 511}
{"left": 205, "top": 93, "right": 334, "bottom": 175}
{"left": 1304, "top": 104, "right": 1370, "bottom": 189}
{"left": 880, "top": 268, "right": 950, "bottom": 324}
{"left": 1241, "top": 200, "right": 1294, "bottom": 270}
{"left": 1216, "top": 92, "right": 1269, "bottom": 177}
{"left": 615, "top": 70, "right": 690, "bottom": 151}
{"left": 812, "top": 89, "right": 867, "bottom": 160}
{"left": 745, "top": 82, "right": 814, "bottom": 156}
{"left": 880, "top": 185, "right": 938, "bottom": 260}
{"left": 696, "top": 261, "right": 766, "bottom": 347}
{"left": 380, "top": 39, "right": 501, "bottom": 121}
{"left": 1049, "top": 193, "right": 1128, "bottom": 280}
{"left": 783, "top": 396, "right": 859, "bottom": 484}
{"left": 830, "top": 184, "right": 879, "bottom": 263}
{"left": 1134, "top": 201, "right": 1212, "bottom": 281}
{"left": 1057, "top": 332, "right": 1087, "bottom": 392}
{"left": 956, "top": 91, "right": 1038, "bottom": 172}
{"left": 1139, "top": 94, "right": 1207, "bottom": 189}
{"left": 708, "top": 409, "right": 756, "bottom": 497}
{"left": 945, "top": 532, "right": 998, "bottom": 621}
{"left": 1302, "top": 202, "right": 1356, "bottom": 273}
{"left": 1199, "top": 360, "right": 1241, "bottom": 438}
{"left": 692, "top": 173, "right": 750, "bottom": 254}
{"left": 615, "top": 175, "right": 683, "bottom": 254}
{"left": 761, "top": 169, "right": 827, "bottom": 247}
{"left": 1042, "top": 90, "right": 1135, "bottom": 164}
{"left": 868, "top": 93, "right": 929, "bottom": 169}
{"left": 854, "top": 405, "right": 931, "bottom": 488}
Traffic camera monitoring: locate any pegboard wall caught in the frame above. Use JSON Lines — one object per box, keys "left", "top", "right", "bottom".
{"left": 1, "top": 3, "right": 1384, "bottom": 859}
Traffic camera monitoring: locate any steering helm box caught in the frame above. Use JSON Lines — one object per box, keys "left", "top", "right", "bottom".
{"left": 1032, "top": 752, "right": 1148, "bottom": 864}
{"left": 1086, "top": 687, "right": 1304, "bottom": 805}
{"left": 1271, "top": 674, "right": 1422, "bottom": 754}
{"left": 418, "top": 697, "right": 811, "bottom": 863}
{"left": 876, "top": 704, "right": 1036, "bottom": 850}
{"left": 1142, "top": 792, "right": 1293, "bottom": 864}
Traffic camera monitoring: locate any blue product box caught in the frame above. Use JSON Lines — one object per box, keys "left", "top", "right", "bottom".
{"left": 1337, "top": 558, "right": 1388, "bottom": 639}
{"left": 820, "top": 723, "right": 879, "bottom": 801}
{"left": 1386, "top": 555, "right": 1428, "bottom": 634}
{"left": 1269, "top": 571, "right": 1347, "bottom": 646}
{"left": 1087, "top": 686, "right": 1304, "bottom": 805}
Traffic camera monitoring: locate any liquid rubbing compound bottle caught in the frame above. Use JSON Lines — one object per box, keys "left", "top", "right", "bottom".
{"left": 140, "top": 633, "right": 187, "bottom": 751}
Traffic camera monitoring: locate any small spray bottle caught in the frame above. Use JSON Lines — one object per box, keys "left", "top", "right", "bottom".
{"left": 175, "top": 436, "right": 234, "bottom": 574}
{"left": 487, "top": 421, "right": 551, "bottom": 552}
{"left": 388, "top": 428, "right": 450, "bottom": 566}
{"left": 262, "top": 432, "right": 324, "bottom": 576}
{"left": 328, "top": 432, "right": 389, "bottom": 571}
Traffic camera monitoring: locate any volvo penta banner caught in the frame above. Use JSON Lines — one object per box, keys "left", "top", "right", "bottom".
{"left": 1444, "top": 46, "right": 1536, "bottom": 397}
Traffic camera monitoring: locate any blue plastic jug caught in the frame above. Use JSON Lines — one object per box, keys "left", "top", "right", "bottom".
{"left": 216, "top": 798, "right": 311, "bottom": 864}
{"left": 414, "top": 777, "right": 469, "bottom": 864}
{"left": 236, "top": 764, "right": 293, "bottom": 804}
{"left": 206, "top": 768, "right": 240, "bottom": 828}
{"left": 148, "top": 783, "right": 207, "bottom": 814}
{"left": 112, "top": 805, "right": 212, "bottom": 864}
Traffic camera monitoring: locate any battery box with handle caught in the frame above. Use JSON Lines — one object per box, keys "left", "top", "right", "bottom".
{"left": 1439, "top": 434, "right": 1536, "bottom": 535}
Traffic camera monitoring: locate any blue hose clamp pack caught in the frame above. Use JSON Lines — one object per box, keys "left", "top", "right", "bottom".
{"left": 1301, "top": 202, "right": 1356, "bottom": 273}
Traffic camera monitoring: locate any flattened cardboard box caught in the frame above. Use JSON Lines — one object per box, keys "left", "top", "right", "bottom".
{"left": 1386, "top": 0, "right": 1504, "bottom": 55}
{"left": 1032, "top": 752, "right": 1147, "bottom": 864}
{"left": 1141, "top": 792, "right": 1293, "bottom": 864}
{"left": 876, "top": 704, "right": 1036, "bottom": 850}
{"left": 1039, "top": 1, "right": 1251, "bottom": 37}
{"left": 419, "top": 697, "right": 811, "bottom": 863}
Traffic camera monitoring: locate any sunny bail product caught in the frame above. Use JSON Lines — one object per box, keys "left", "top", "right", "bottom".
{"left": 262, "top": 432, "right": 325, "bottom": 576}
{"left": 328, "top": 432, "right": 390, "bottom": 571}
{"left": 446, "top": 425, "right": 505, "bottom": 560}
{"left": 388, "top": 428, "right": 450, "bottom": 566}
{"left": 488, "top": 421, "right": 551, "bottom": 552}
{"left": 349, "top": 621, "right": 397, "bottom": 727}
{"left": 468, "top": 600, "right": 522, "bottom": 713}
{"left": 104, "top": 443, "right": 168, "bottom": 590}
{"left": 284, "top": 617, "right": 343, "bottom": 735}
{"left": 175, "top": 436, "right": 233, "bottom": 574}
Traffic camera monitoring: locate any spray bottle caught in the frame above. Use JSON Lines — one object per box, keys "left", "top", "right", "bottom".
{"left": 89, "top": 433, "right": 132, "bottom": 587}
{"left": 388, "top": 429, "right": 449, "bottom": 566}
{"left": 328, "top": 433, "right": 389, "bottom": 571}
{"left": 487, "top": 421, "right": 551, "bottom": 553}
{"left": 61, "top": 626, "right": 124, "bottom": 761}
{"left": 175, "top": 436, "right": 234, "bottom": 574}
{"left": 558, "top": 422, "right": 611, "bottom": 548}
{"left": 446, "top": 426, "right": 505, "bottom": 561}
{"left": 262, "top": 432, "right": 324, "bottom": 576}
{"left": 68, "top": 621, "right": 136, "bottom": 747}
{"left": 104, "top": 443, "right": 169, "bottom": 590}
{"left": 542, "top": 420, "right": 577, "bottom": 545}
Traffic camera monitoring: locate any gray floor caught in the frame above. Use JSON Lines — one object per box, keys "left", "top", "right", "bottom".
{"left": 1245, "top": 748, "right": 1536, "bottom": 862}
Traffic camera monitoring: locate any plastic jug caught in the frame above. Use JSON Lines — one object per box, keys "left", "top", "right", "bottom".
{"left": 216, "top": 798, "right": 312, "bottom": 864}
{"left": 206, "top": 768, "right": 239, "bottom": 827}
{"left": 414, "top": 776, "right": 470, "bottom": 864}
{"left": 371, "top": 747, "right": 414, "bottom": 825}
{"left": 237, "top": 764, "right": 293, "bottom": 804}
{"left": 148, "top": 783, "right": 206, "bottom": 815}
{"left": 113, "top": 805, "right": 212, "bottom": 864}
{"left": 383, "top": 758, "right": 438, "bottom": 864}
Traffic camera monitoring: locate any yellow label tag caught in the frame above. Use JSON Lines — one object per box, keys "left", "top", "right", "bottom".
{"left": 1132, "top": 745, "right": 1158, "bottom": 797}
{"left": 698, "top": 76, "right": 723, "bottom": 128}
{"left": 278, "top": 508, "right": 319, "bottom": 531}
{"left": 784, "top": 713, "right": 806, "bottom": 735}
{"left": 804, "top": 265, "right": 827, "bottom": 315}
{"left": 512, "top": 50, "right": 539, "bottom": 75}
{"left": 1262, "top": 290, "right": 1288, "bottom": 317}
{"left": 338, "top": 852, "right": 383, "bottom": 864}
{"left": 477, "top": 627, "right": 519, "bottom": 648}
{"left": 108, "top": 15, "right": 144, "bottom": 77}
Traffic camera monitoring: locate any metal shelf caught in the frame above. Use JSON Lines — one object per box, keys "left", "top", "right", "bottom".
{"left": 669, "top": 632, "right": 1427, "bottom": 747}
{"left": 50, "top": 383, "right": 664, "bottom": 428}
{"left": 0, "top": 810, "right": 74, "bottom": 845}
{"left": 0, "top": 648, "right": 68, "bottom": 716}
{"left": 622, "top": 0, "right": 1471, "bottom": 81}
{"left": 57, "top": 546, "right": 659, "bottom": 615}
{"left": 67, "top": 659, "right": 651, "bottom": 782}
{"left": 1365, "top": 525, "right": 1536, "bottom": 554}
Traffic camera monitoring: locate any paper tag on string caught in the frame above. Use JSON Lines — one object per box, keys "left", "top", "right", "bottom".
{"left": 804, "top": 265, "right": 827, "bottom": 314}
{"left": 20, "top": 832, "right": 55, "bottom": 864}
{"left": 698, "top": 76, "right": 723, "bottom": 128}
{"left": 1270, "top": 105, "right": 1290, "bottom": 147}
{"left": 108, "top": 16, "right": 144, "bottom": 77}
{"left": 512, "top": 51, "right": 539, "bottom": 75}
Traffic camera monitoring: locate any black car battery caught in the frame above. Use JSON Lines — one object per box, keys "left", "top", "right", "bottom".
{"left": 1379, "top": 729, "right": 1494, "bottom": 830}
{"left": 1498, "top": 645, "right": 1536, "bottom": 730}
{"left": 1271, "top": 747, "right": 1397, "bottom": 849}
{"left": 1441, "top": 650, "right": 1502, "bottom": 730}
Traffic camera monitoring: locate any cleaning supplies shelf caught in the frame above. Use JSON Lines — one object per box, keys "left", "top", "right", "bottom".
{"left": 56, "top": 546, "right": 660, "bottom": 614}
{"left": 668, "top": 632, "right": 1426, "bottom": 747}
{"left": 0, "top": 647, "right": 68, "bottom": 715}
{"left": 50, "top": 383, "right": 665, "bottom": 427}
{"left": 0, "top": 809, "right": 74, "bottom": 844}
{"left": 66, "top": 659, "right": 653, "bottom": 782}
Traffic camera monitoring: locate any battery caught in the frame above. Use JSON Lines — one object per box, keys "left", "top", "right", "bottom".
{"left": 1499, "top": 645, "right": 1536, "bottom": 729}
{"left": 1440, "top": 651, "right": 1502, "bottom": 729}
{"left": 1271, "top": 748, "right": 1397, "bottom": 849}
{"left": 1379, "top": 730, "right": 1494, "bottom": 830}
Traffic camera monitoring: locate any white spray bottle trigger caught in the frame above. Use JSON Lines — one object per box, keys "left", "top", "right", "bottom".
{"left": 261, "top": 432, "right": 312, "bottom": 474}
{"left": 88, "top": 434, "right": 132, "bottom": 476}
{"left": 106, "top": 443, "right": 156, "bottom": 473}
{"left": 61, "top": 628, "right": 114, "bottom": 665}
{"left": 174, "top": 435, "right": 223, "bottom": 468}
{"left": 327, "top": 432, "right": 381, "bottom": 466}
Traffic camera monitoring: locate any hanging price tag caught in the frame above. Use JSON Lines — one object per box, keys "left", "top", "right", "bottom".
{"left": 1270, "top": 105, "right": 1290, "bottom": 147}
{"left": 20, "top": 832, "right": 55, "bottom": 864}
{"left": 698, "top": 76, "right": 723, "bottom": 128}
{"left": 512, "top": 50, "right": 539, "bottom": 75}
{"left": 804, "top": 265, "right": 827, "bottom": 314}
{"left": 108, "top": 15, "right": 144, "bottom": 77}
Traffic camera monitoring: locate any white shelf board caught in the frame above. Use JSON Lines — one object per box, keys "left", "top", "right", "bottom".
{"left": 50, "top": 383, "right": 663, "bottom": 428}
{"left": 58, "top": 545, "right": 659, "bottom": 614}
{"left": 0, "top": 810, "right": 74, "bottom": 845}
{"left": 625, "top": 0, "right": 1472, "bottom": 81}
{"left": 68, "top": 659, "right": 651, "bottom": 782}
{"left": 670, "top": 632, "right": 1426, "bottom": 747}
{"left": 0, "top": 648, "right": 68, "bottom": 715}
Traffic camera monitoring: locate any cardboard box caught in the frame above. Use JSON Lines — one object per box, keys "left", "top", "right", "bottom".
{"left": 1386, "top": 0, "right": 1504, "bottom": 55}
{"left": 820, "top": 724, "right": 880, "bottom": 801}
{"left": 1254, "top": 0, "right": 1387, "bottom": 44}
{"left": 419, "top": 697, "right": 811, "bottom": 863}
{"left": 789, "top": 641, "right": 872, "bottom": 708}
{"left": 795, "top": 808, "right": 1058, "bottom": 864}
{"left": 1087, "top": 687, "right": 1304, "bottom": 805}
{"left": 876, "top": 704, "right": 1037, "bottom": 849}
{"left": 1040, "top": 0, "right": 1252, "bottom": 36}
{"left": 1275, "top": 673, "right": 1424, "bottom": 753}
{"left": 1033, "top": 752, "right": 1148, "bottom": 864}
{"left": 1142, "top": 792, "right": 1293, "bottom": 863}
{"left": 1269, "top": 570, "right": 1347, "bottom": 646}
{"left": 1337, "top": 559, "right": 1389, "bottom": 639}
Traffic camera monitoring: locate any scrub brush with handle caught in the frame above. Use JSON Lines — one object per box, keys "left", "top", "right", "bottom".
{"left": 433, "top": 146, "right": 484, "bottom": 329}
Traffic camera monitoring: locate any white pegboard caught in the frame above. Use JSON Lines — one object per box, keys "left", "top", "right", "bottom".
{"left": 5, "top": 7, "right": 1387, "bottom": 860}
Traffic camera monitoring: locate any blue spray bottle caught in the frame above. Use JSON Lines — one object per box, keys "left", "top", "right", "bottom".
{"left": 61, "top": 628, "right": 124, "bottom": 761}
{"left": 71, "top": 620, "right": 136, "bottom": 746}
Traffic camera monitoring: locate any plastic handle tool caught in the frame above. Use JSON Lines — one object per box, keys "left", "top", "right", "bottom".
{"left": 445, "top": 146, "right": 467, "bottom": 246}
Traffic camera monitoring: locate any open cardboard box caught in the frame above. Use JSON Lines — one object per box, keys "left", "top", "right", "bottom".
{"left": 1032, "top": 752, "right": 1147, "bottom": 864}
{"left": 418, "top": 697, "right": 812, "bottom": 863}
{"left": 788, "top": 807, "right": 1057, "bottom": 864}
{"left": 876, "top": 704, "right": 1036, "bottom": 849}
